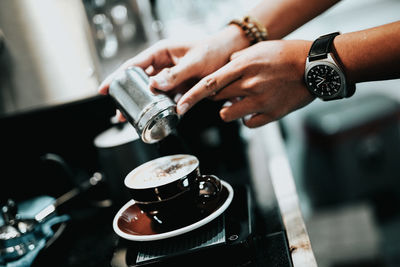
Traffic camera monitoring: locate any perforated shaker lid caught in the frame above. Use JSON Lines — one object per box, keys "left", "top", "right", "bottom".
{"left": 141, "top": 106, "right": 179, "bottom": 144}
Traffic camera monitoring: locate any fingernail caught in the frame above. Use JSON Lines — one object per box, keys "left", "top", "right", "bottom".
{"left": 222, "top": 101, "right": 232, "bottom": 107}
{"left": 174, "top": 93, "right": 183, "bottom": 103}
{"left": 150, "top": 75, "right": 168, "bottom": 88}
{"left": 178, "top": 103, "right": 189, "bottom": 115}
{"left": 98, "top": 81, "right": 108, "bottom": 94}
{"left": 110, "top": 114, "right": 119, "bottom": 124}
{"left": 243, "top": 114, "right": 252, "bottom": 122}
{"left": 116, "top": 110, "right": 126, "bottom": 122}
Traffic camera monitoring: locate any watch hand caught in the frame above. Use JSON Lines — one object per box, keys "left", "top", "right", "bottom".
{"left": 316, "top": 79, "right": 325, "bottom": 87}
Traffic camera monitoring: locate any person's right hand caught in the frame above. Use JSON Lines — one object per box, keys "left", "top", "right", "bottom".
{"left": 98, "top": 39, "right": 194, "bottom": 95}
{"left": 175, "top": 39, "right": 315, "bottom": 128}
{"left": 98, "top": 25, "right": 250, "bottom": 113}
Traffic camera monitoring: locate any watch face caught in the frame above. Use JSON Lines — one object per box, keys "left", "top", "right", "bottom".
{"left": 306, "top": 64, "right": 343, "bottom": 98}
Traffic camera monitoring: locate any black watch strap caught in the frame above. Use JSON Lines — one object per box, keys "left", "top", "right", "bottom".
{"left": 308, "top": 32, "right": 340, "bottom": 61}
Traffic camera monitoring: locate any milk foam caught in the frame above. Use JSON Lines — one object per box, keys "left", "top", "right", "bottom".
{"left": 126, "top": 155, "right": 198, "bottom": 189}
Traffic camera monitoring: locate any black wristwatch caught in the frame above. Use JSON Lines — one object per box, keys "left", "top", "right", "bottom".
{"left": 304, "top": 32, "right": 355, "bottom": 101}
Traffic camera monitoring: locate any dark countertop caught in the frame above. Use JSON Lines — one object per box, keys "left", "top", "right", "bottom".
{"left": 31, "top": 162, "right": 292, "bottom": 267}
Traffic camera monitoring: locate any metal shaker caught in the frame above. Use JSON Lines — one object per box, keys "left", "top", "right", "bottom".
{"left": 109, "top": 66, "right": 179, "bottom": 144}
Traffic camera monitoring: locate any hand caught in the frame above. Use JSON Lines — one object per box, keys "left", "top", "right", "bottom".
{"left": 98, "top": 39, "right": 193, "bottom": 95}
{"left": 98, "top": 25, "right": 249, "bottom": 98}
{"left": 176, "top": 40, "right": 315, "bottom": 127}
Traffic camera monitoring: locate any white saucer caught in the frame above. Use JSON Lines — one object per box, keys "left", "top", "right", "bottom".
{"left": 113, "top": 180, "right": 233, "bottom": 241}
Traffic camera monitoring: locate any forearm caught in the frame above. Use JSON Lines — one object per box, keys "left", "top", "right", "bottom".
{"left": 221, "top": 0, "right": 340, "bottom": 54}
{"left": 334, "top": 21, "right": 400, "bottom": 84}
{"left": 248, "top": 0, "right": 340, "bottom": 39}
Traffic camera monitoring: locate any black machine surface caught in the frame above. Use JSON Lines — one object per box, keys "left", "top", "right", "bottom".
{"left": 30, "top": 183, "right": 291, "bottom": 267}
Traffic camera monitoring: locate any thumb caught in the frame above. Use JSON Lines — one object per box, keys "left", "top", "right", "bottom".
{"left": 149, "top": 54, "right": 200, "bottom": 91}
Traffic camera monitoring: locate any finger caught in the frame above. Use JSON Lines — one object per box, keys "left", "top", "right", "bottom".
{"left": 209, "top": 78, "right": 252, "bottom": 101}
{"left": 145, "top": 65, "right": 155, "bottom": 76}
{"left": 98, "top": 43, "right": 169, "bottom": 94}
{"left": 119, "top": 42, "right": 172, "bottom": 70}
{"left": 174, "top": 93, "right": 183, "bottom": 103}
{"left": 156, "top": 77, "right": 198, "bottom": 101}
{"left": 98, "top": 60, "right": 154, "bottom": 95}
{"left": 98, "top": 74, "right": 116, "bottom": 95}
{"left": 99, "top": 55, "right": 155, "bottom": 95}
{"left": 221, "top": 97, "right": 242, "bottom": 108}
{"left": 149, "top": 52, "right": 202, "bottom": 91}
{"left": 242, "top": 113, "right": 274, "bottom": 128}
{"left": 176, "top": 61, "right": 242, "bottom": 115}
{"left": 219, "top": 97, "right": 259, "bottom": 122}
{"left": 116, "top": 110, "right": 127, "bottom": 122}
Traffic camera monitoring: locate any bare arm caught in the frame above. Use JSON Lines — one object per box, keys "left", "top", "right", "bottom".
{"left": 334, "top": 21, "right": 400, "bottom": 84}
{"left": 176, "top": 20, "right": 400, "bottom": 126}
{"left": 247, "top": 0, "right": 340, "bottom": 39}
{"left": 220, "top": 0, "right": 340, "bottom": 55}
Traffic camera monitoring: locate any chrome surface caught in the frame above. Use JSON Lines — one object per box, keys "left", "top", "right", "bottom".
{"left": 0, "top": 0, "right": 160, "bottom": 117}
{"left": 83, "top": 0, "right": 159, "bottom": 80}
{"left": 109, "top": 67, "right": 178, "bottom": 143}
{"left": 0, "top": 200, "right": 38, "bottom": 261}
{"left": 0, "top": 0, "right": 101, "bottom": 117}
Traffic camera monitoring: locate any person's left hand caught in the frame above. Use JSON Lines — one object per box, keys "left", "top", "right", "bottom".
{"left": 176, "top": 39, "right": 316, "bottom": 127}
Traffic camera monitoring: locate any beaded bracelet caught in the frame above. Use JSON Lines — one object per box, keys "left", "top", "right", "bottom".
{"left": 229, "top": 16, "right": 268, "bottom": 44}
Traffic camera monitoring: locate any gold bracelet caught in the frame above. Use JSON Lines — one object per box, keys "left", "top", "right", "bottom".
{"left": 229, "top": 16, "right": 268, "bottom": 44}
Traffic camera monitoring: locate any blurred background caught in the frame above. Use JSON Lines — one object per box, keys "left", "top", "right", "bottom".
{"left": 0, "top": 0, "right": 399, "bottom": 266}
{"left": 282, "top": 0, "right": 400, "bottom": 266}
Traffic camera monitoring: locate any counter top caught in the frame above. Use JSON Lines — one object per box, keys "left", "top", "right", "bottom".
{"left": 247, "top": 122, "right": 317, "bottom": 267}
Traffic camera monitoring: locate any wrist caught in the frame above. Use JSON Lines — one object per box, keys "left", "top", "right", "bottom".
{"left": 305, "top": 33, "right": 356, "bottom": 101}
{"left": 229, "top": 16, "right": 268, "bottom": 45}
{"left": 220, "top": 24, "right": 252, "bottom": 52}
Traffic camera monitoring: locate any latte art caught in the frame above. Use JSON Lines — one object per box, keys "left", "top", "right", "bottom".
{"left": 154, "top": 159, "right": 197, "bottom": 178}
{"left": 125, "top": 155, "right": 199, "bottom": 189}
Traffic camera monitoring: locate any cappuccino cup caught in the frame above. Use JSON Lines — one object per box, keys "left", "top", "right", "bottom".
{"left": 124, "top": 154, "right": 222, "bottom": 228}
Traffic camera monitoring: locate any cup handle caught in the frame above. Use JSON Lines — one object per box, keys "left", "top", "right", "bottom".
{"left": 195, "top": 174, "right": 222, "bottom": 201}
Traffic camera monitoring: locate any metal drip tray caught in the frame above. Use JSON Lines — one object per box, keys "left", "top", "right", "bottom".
{"left": 135, "top": 215, "right": 226, "bottom": 264}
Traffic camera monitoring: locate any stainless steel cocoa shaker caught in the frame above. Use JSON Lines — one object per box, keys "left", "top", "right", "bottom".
{"left": 109, "top": 66, "right": 179, "bottom": 144}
